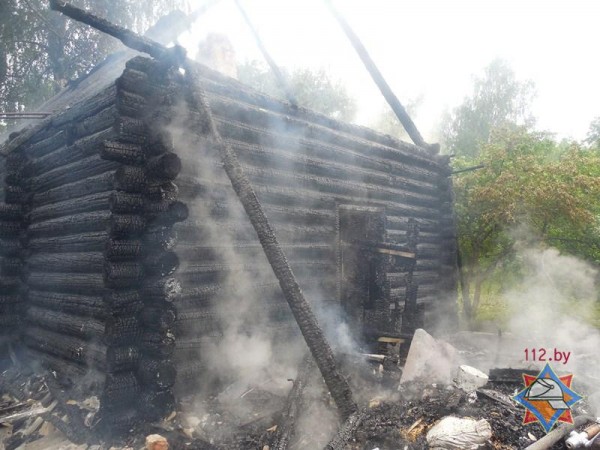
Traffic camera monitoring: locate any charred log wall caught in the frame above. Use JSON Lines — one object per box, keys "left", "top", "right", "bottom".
{"left": 1, "top": 61, "right": 185, "bottom": 429}
{"left": 117, "top": 57, "right": 459, "bottom": 391}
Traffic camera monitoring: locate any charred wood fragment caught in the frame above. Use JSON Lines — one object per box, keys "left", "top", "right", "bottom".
{"left": 103, "top": 289, "right": 143, "bottom": 312}
{"left": 142, "top": 277, "right": 181, "bottom": 303}
{"left": 144, "top": 250, "right": 179, "bottom": 276}
{"left": 324, "top": 409, "right": 367, "bottom": 450}
{"left": 104, "top": 261, "right": 144, "bottom": 288}
{"left": 4, "top": 185, "right": 31, "bottom": 204}
{"left": 32, "top": 172, "right": 114, "bottom": 208}
{"left": 27, "top": 290, "right": 107, "bottom": 319}
{"left": 26, "top": 306, "right": 105, "bottom": 340}
{"left": 140, "top": 303, "right": 177, "bottom": 330}
{"left": 28, "top": 211, "right": 110, "bottom": 237}
{"left": 27, "top": 272, "right": 106, "bottom": 295}
{"left": 27, "top": 252, "right": 105, "bottom": 274}
{"left": 24, "top": 326, "right": 107, "bottom": 367}
{"left": 102, "top": 372, "right": 141, "bottom": 410}
{"left": 27, "top": 231, "right": 108, "bottom": 253}
{"left": 28, "top": 129, "right": 115, "bottom": 177}
{"left": 117, "top": 90, "right": 147, "bottom": 117}
{"left": 106, "top": 345, "right": 141, "bottom": 372}
{"left": 1, "top": 257, "right": 22, "bottom": 275}
{"left": 101, "top": 141, "right": 145, "bottom": 165}
{"left": 141, "top": 331, "right": 176, "bottom": 357}
{"left": 110, "top": 214, "right": 146, "bottom": 237}
{"left": 147, "top": 201, "right": 188, "bottom": 226}
{"left": 29, "top": 155, "right": 119, "bottom": 194}
{"left": 138, "top": 357, "right": 176, "bottom": 389}
{"left": 115, "top": 116, "right": 146, "bottom": 144}
{"left": 271, "top": 355, "right": 314, "bottom": 450}
{"left": 146, "top": 152, "right": 182, "bottom": 182}
{"left": 105, "top": 238, "right": 142, "bottom": 261}
{"left": 115, "top": 166, "right": 147, "bottom": 192}
{"left": 27, "top": 192, "right": 111, "bottom": 223}
{"left": 140, "top": 389, "right": 175, "bottom": 420}
{"left": 105, "top": 316, "right": 142, "bottom": 345}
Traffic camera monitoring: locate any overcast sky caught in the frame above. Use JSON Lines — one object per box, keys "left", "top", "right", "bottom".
{"left": 180, "top": 0, "right": 600, "bottom": 142}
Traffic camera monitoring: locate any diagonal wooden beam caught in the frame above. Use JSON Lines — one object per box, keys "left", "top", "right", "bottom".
{"left": 323, "top": 0, "right": 439, "bottom": 153}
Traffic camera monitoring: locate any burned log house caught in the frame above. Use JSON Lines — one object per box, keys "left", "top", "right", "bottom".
{"left": 0, "top": 46, "right": 458, "bottom": 429}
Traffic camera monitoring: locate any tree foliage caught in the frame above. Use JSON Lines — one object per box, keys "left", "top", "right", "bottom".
{"left": 0, "top": 0, "right": 187, "bottom": 117}
{"left": 237, "top": 60, "right": 357, "bottom": 122}
{"left": 585, "top": 116, "right": 600, "bottom": 149}
{"left": 454, "top": 127, "right": 600, "bottom": 323}
{"left": 442, "top": 59, "right": 536, "bottom": 157}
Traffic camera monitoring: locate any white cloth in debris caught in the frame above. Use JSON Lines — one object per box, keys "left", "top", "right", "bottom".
{"left": 426, "top": 416, "right": 492, "bottom": 450}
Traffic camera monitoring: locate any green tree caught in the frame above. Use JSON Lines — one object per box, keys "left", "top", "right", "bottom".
{"left": 585, "top": 116, "right": 600, "bottom": 148}
{"left": 442, "top": 59, "right": 536, "bottom": 157}
{"left": 237, "top": 60, "right": 357, "bottom": 122}
{"left": 454, "top": 127, "right": 600, "bottom": 325}
{"left": 0, "top": 0, "right": 187, "bottom": 121}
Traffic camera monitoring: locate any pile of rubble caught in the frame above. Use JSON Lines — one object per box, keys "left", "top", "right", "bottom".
{"left": 1, "top": 329, "right": 599, "bottom": 449}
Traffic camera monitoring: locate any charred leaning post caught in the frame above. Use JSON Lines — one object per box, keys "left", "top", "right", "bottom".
{"left": 49, "top": 0, "right": 357, "bottom": 421}
{"left": 323, "top": 0, "right": 438, "bottom": 153}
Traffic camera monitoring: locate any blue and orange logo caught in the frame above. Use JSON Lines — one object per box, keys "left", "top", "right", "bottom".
{"left": 513, "top": 363, "right": 582, "bottom": 433}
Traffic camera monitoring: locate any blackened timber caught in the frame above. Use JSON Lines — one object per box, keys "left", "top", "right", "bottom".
{"left": 142, "top": 277, "right": 181, "bottom": 303}
{"left": 213, "top": 116, "right": 443, "bottom": 179}
{"left": 28, "top": 272, "right": 106, "bottom": 295}
{"left": 73, "top": 105, "right": 118, "bottom": 138}
{"left": 146, "top": 152, "right": 181, "bottom": 182}
{"left": 104, "top": 261, "right": 144, "bottom": 288}
{"left": 144, "top": 251, "right": 179, "bottom": 276}
{"left": 105, "top": 316, "right": 141, "bottom": 345}
{"left": 106, "top": 346, "right": 141, "bottom": 372}
{"left": 105, "top": 239, "right": 142, "bottom": 261}
{"left": 30, "top": 129, "right": 115, "bottom": 176}
{"left": 28, "top": 211, "right": 110, "bottom": 237}
{"left": 26, "top": 306, "right": 105, "bottom": 339}
{"left": 31, "top": 172, "right": 114, "bottom": 208}
{"left": 324, "top": 409, "right": 367, "bottom": 450}
{"left": 102, "top": 141, "right": 145, "bottom": 165}
{"left": 0, "top": 204, "right": 22, "bottom": 220}
{"left": 183, "top": 65, "right": 358, "bottom": 419}
{"left": 49, "top": 0, "right": 179, "bottom": 62}
{"left": 102, "top": 372, "right": 141, "bottom": 410}
{"left": 28, "top": 252, "right": 104, "bottom": 272}
{"left": 28, "top": 192, "right": 111, "bottom": 223}
{"left": 323, "top": 0, "right": 433, "bottom": 151}
{"left": 27, "top": 231, "right": 108, "bottom": 253}
{"left": 138, "top": 357, "right": 176, "bottom": 389}
{"left": 24, "top": 130, "right": 68, "bottom": 159}
{"left": 205, "top": 92, "right": 442, "bottom": 170}
{"left": 29, "top": 155, "right": 119, "bottom": 193}
{"left": 176, "top": 62, "right": 439, "bottom": 162}
{"left": 110, "top": 214, "right": 146, "bottom": 236}
{"left": 27, "top": 290, "right": 107, "bottom": 319}
{"left": 140, "top": 304, "right": 177, "bottom": 330}
{"left": 271, "top": 355, "right": 314, "bottom": 450}
{"left": 24, "top": 326, "right": 108, "bottom": 367}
